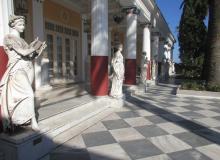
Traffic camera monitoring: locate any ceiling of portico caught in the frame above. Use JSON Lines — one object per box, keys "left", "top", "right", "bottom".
{"left": 66, "top": 0, "right": 126, "bottom": 31}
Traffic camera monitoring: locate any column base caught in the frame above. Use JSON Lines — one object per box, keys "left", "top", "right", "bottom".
{"left": 91, "top": 56, "right": 108, "bottom": 96}
{"left": 124, "top": 59, "right": 136, "bottom": 85}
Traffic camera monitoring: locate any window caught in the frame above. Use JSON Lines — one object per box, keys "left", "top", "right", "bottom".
{"left": 47, "top": 34, "right": 54, "bottom": 78}
{"left": 57, "top": 36, "right": 63, "bottom": 78}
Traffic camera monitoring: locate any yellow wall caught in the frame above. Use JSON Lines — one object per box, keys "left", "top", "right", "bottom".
{"left": 44, "top": 0, "right": 81, "bottom": 30}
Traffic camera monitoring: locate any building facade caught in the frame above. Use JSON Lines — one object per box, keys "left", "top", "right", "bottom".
{"left": 0, "top": 0, "right": 176, "bottom": 96}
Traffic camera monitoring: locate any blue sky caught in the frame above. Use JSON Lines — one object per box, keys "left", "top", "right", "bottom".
{"left": 155, "top": 0, "right": 183, "bottom": 63}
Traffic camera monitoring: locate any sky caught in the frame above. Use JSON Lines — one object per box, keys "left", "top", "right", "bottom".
{"left": 155, "top": 0, "right": 183, "bottom": 63}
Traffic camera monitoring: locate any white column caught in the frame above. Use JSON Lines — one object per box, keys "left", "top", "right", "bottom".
{"left": 91, "top": 0, "right": 109, "bottom": 96}
{"left": 124, "top": 8, "right": 138, "bottom": 85}
{"left": 126, "top": 9, "right": 137, "bottom": 60}
{"left": 142, "top": 24, "right": 151, "bottom": 61}
{"left": 91, "top": 0, "right": 108, "bottom": 57}
{"left": 32, "top": 0, "right": 45, "bottom": 89}
{"left": 142, "top": 24, "right": 151, "bottom": 80}
{"left": 0, "top": 0, "right": 14, "bottom": 45}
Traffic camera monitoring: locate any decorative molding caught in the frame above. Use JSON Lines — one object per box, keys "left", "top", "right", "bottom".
{"left": 139, "top": 22, "right": 152, "bottom": 28}
{"left": 122, "top": 6, "right": 140, "bottom": 15}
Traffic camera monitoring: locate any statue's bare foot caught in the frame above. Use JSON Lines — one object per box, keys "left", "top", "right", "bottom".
{"left": 31, "top": 117, "right": 40, "bottom": 131}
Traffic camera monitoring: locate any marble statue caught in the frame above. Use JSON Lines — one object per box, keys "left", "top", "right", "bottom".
{"left": 151, "top": 56, "right": 158, "bottom": 81}
{"left": 0, "top": 15, "right": 47, "bottom": 132}
{"left": 140, "top": 52, "right": 149, "bottom": 85}
{"left": 109, "top": 44, "right": 124, "bottom": 98}
{"left": 162, "top": 43, "right": 171, "bottom": 80}
{"left": 163, "top": 42, "right": 171, "bottom": 60}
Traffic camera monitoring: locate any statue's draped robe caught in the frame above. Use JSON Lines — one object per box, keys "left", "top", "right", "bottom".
{"left": 140, "top": 56, "right": 148, "bottom": 85}
{"left": 0, "top": 34, "right": 35, "bottom": 131}
{"left": 110, "top": 51, "right": 124, "bottom": 98}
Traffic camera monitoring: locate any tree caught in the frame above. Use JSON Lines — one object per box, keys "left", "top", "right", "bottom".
{"left": 205, "top": 0, "right": 220, "bottom": 85}
{"left": 178, "top": 0, "right": 208, "bottom": 78}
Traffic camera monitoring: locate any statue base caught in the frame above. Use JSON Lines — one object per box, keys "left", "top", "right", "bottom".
{"left": 0, "top": 129, "right": 53, "bottom": 160}
{"left": 109, "top": 95, "right": 126, "bottom": 108}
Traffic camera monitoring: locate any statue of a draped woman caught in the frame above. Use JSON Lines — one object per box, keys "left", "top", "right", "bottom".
{"left": 109, "top": 44, "right": 124, "bottom": 98}
{"left": 0, "top": 15, "right": 47, "bottom": 132}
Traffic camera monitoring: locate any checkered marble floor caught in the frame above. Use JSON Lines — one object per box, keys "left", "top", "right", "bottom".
{"left": 52, "top": 84, "right": 220, "bottom": 160}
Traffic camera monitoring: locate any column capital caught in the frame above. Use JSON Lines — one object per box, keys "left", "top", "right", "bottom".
{"left": 122, "top": 6, "right": 140, "bottom": 15}
{"left": 140, "top": 23, "right": 152, "bottom": 29}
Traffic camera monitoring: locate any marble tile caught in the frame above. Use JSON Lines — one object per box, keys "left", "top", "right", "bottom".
{"left": 149, "top": 135, "right": 192, "bottom": 153}
{"left": 196, "top": 118, "right": 220, "bottom": 128}
{"left": 51, "top": 149, "right": 90, "bottom": 160}
{"left": 175, "top": 132, "right": 212, "bottom": 148}
{"left": 176, "top": 120, "right": 206, "bottom": 131}
{"left": 82, "top": 131, "right": 116, "bottom": 147}
{"left": 167, "top": 107, "right": 190, "bottom": 113}
{"left": 169, "top": 149, "right": 212, "bottom": 160}
{"left": 196, "top": 110, "right": 220, "bottom": 117}
{"left": 147, "top": 115, "right": 168, "bottom": 124}
{"left": 54, "top": 135, "right": 86, "bottom": 153}
{"left": 102, "top": 119, "right": 130, "bottom": 130}
{"left": 169, "top": 101, "right": 188, "bottom": 107}
{"left": 124, "top": 117, "right": 153, "bottom": 127}
{"left": 83, "top": 122, "right": 107, "bottom": 134}
{"left": 135, "top": 109, "right": 155, "bottom": 117}
{"left": 88, "top": 143, "right": 131, "bottom": 160}
{"left": 136, "top": 154, "right": 172, "bottom": 160}
{"left": 135, "top": 125, "right": 168, "bottom": 138}
{"left": 120, "top": 139, "right": 162, "bottom": 159}
{"left": 116, "top": 111, "right": 140, "bottom": 119}
{"left": 161, "top": 113, "right": 186, "bottom": 122}
{"left": 195, "top": 104, "right": 218, "bottom": 110}
{"left": 183, "top": 105, "right": 203, "bottom": 111}
{"left": 181, "top": 111, "right": 206, "bottom": 119}
{"left": 196, "top": 144, "right": 220, "bottom": 160}
{"left": 157, "top": 122, "right": 187, "bottom": 134}
{"left": 110, "top": 128, "right": 145, "bottom": 142}
{"left": 102, "top": 113, "right": 121, "bottom": 121}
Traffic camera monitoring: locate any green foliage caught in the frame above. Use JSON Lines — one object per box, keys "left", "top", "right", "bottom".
{"left": 181, "top": 80, "right": 220, "bottom": 92}
{"left": 181, "top": 80, "right": 206, "bottom": 91}
{"left": 178, "top": 0, "right": 208, "bottom": 78}
{"left": 206, "top": 84, "right": 220, "bottom": 92}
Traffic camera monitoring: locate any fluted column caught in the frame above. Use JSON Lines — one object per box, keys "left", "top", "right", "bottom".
{"left": 91, "top": 0, "right": 108, "bottom": 96}
{"left": 142, "top": 24, "right": 151, "bottom": 80}
{"left": 32, "top": 0, "right": 45, "bottom": 88}
{"left": 124, "top": 7, "right": 139, "bottom": 85}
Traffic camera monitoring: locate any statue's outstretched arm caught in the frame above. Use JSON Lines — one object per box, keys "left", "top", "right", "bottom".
{"left": 12, "top": 47, "right": 36, "bottom": 56}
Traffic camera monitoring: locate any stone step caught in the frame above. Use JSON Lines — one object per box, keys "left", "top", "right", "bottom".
{"left": 39, "top": 96, "right": 111, "bottom": 139}
{"left": 37, "top": 94, "right": 95, "bottom": 121}
{"left": 0, "top": 96, "right": 114, "bottom": 160}
{"left": 35, "top": 83, "right": 88, "bottom": 108}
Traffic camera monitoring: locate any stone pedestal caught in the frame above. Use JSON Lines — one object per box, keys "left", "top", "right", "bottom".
{"left": 109, "top": 95, "right": 126, "bottom": 108}
{"left": 0, "top": 130, "right": 54, "bottom": 160}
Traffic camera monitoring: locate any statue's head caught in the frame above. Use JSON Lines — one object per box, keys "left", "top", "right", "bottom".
{"left": 115, "top": 43, "right": 123, "bottom": 52}
{"left": 9, "top": 15, "right": 25, "bottom": 32}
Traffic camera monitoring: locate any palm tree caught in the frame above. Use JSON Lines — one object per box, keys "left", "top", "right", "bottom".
{"left": 206, "top": 0, "right": 220, "bottom": 85}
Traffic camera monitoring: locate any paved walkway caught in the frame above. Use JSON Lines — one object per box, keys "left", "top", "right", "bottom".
{"left": 51, "top": 84, "right": 220, "bottom": 160}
